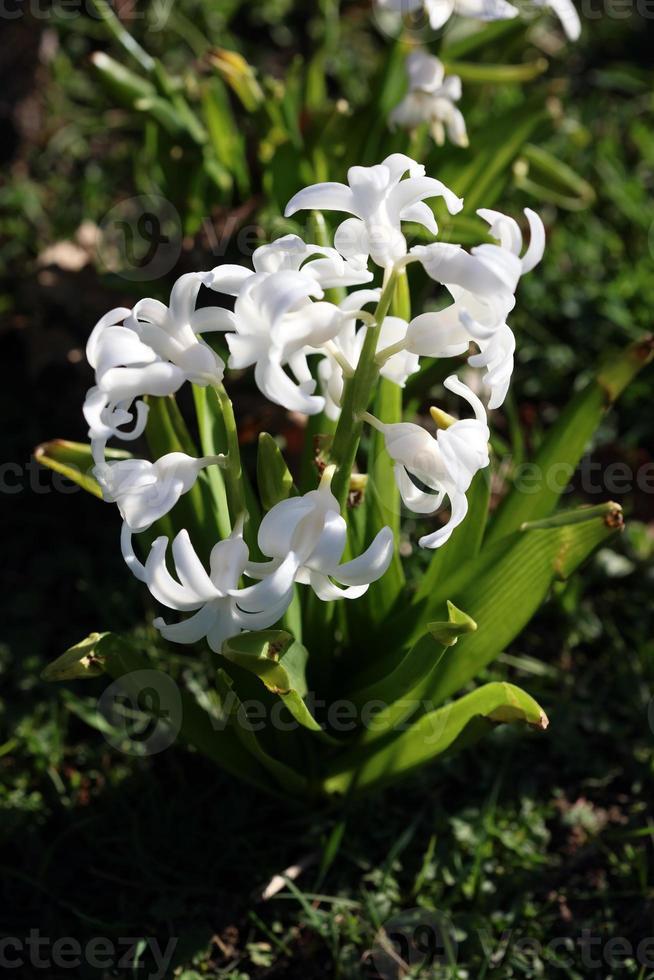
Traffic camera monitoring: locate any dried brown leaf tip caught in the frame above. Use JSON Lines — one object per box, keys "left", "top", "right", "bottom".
{"left": 604, "top": 504, "right": 624, "bottom": 530}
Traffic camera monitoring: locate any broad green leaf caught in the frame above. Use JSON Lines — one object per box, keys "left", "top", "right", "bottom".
{"left": 349, "top": 603, "right": 477, "bottom": 747}
{"left": 488, "top": 337, "right": 654, "bottom": 543}
{"left": 420, "top": 502, "right": 624, "bottom": 704}
{"left": 221, "top": 631, "right": 338, "bottom": 743}
{"left": 324, "top": 682, "right": 547, "bottom": 797}
{"left": 42, "top": 632, "right": 112, "bottom": 681}
{"left": 215, "top": 670, "right": 308, "bottom": 796}
{"left": 34, "top": 440, "right": 130, "bottom": 498}
{"left": 257, "top": 433, "right": 297, "bottom": 511}
{"left": 99, "top": 634, "right": 276, "bottom": 792}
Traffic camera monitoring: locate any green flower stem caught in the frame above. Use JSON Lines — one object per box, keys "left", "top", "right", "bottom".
{"left": 215, "top": 383, "right": 247, "bottom": 524}
{"left": 330, "top": 269, "right": 399, "bottom": 508}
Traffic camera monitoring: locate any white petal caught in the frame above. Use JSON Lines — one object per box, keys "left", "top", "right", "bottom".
{"left": 232, "top": 553, "right": 298, "bottom": 613}
{"left": 190, "top": 307, "right": 236, "bottom": 333}
{"left": 477, "top": 208, "right": 523, "bottom": 254}
{"left": 121, "top": 523, "right": 146, "bottom": 582}
{"left": 145, "top": 536, "right": 206, "bottom": 611}
{"left": 285, "top": 182, "right": 357, "bottom": 218}
{"left": 207, "top": 265, "right": 254, "bottom": 296}
{"left": 406, "top": 51, "right": 445, "bottom": 92}
{"left": 425, "top": 0, "right": 456, "bottom": 29}
{"left": 154, "top": 603, "right": 219, "bottom": 645}
{"left": 541, "top": 0, "right": 581, "bottom": 38}
{"left": 333, "top": 527, "right": 394, "bottom": 586}
{"left": 334, "top": 218, "right": 371, "bottom": 268}
{"left": 99, "top": 362, "right": 186, "bottom": 402}
{"left": 400, "top": 201, "right": 439, "bottom": 236}
{"left": 389, "top": 175, "right": 463, "bottom": 220}
{"left": 418, "top": 487, "right": 469, "bottom": 549}
{"left": 305, "top": 510, "right": 347, "bottom": 573}
{"left": 210, "top": 531, "right": 250, "bottom": 593}
{"left": 169, "top": 272, "right": 203, "bottom": 327}
{"left": 258, "top": 497, "right": 315, "bottom": 558}
{"left": 206, "top": 606, "right": 243, "bottom": 652}
{"left": 520, "top": 209, "right": 546, "bottom": 273}
{"left": 308, "top": 571, "right": 368, "bottom": 601}
{"left": 86, "top": 307, "right": 131, "bottom": 368}
{"left": 443, "top": 374, "right": 488, "bottom": 424}
{"left": 172, "top": 529, "right": 221, "bottom": 600}
{"left": 395, "top": 464, "right": 445, "bottom": 514}
{"left": 255, "top": 359, "right": 325, "bottom": 415}
{"left": 455, "top": 0, "right": 519, "bottom": 19}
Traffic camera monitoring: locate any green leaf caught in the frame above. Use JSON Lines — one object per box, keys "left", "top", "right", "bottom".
{"left": 429, "top": 601, "right": 478, "bottom": 647}
{"left": 192, "top": 386, "right": 231, "bottom": 540}
{"left": 201, "top": 77, "right": 250, "bottom": 194}
{"left": 42, "top": 632, "right": 112, "bottom": 681}
{"left": 144, "top": 395, "right": 217, "bottom": 555}
{"left": 514, "top": 143, "right": 595, "bottom": 211}
{"left": 419, "top": 502, "right": 624, "bottom": 705}
{"left": 257, "top": 433, "right": 297, "bottom": 511}
{"left": 441, "top": 59, "right": 548, "bottom": 84}
{"left": 90, "top": 51, "right": 155, "bottom": 108}
{"left": 221, "top": 631, "right": 338, "bottom": 744}
{"left": 209, "top": 48, "right": 264, "bottom": 113}
{"left": 438, "top": 98, "right": 549, "bottom": 215}
{"left": 488, "top": 337, "right": 654, "bottom": 543}
{"left": 34, "top": 440, "right": 130, "bottom": 498}
{"left": 215, "top": 670, "right": 308, "bottom": 797}
{"left": 324, "top": 682, "right": 547, "bottom": 797}
{"left": 99, "top": 634, "right": 276, "bottom": 792}
{"left": 361, "top": 378, "right": 405, "bottom": 617}
{"left": 349, "top": 603, "right": 477, "bottom": 747}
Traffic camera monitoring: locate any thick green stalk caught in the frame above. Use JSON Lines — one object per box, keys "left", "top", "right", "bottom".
{"left": 330, "top": 270, "right": 398, "bottom": 507}
{"left": 215, "top": 383, "right": 247, "bottom": 523}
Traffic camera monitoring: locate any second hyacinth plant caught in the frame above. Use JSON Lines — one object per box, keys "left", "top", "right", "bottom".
{"left": 38, "top": 151, "right": 651, "bottom": 802}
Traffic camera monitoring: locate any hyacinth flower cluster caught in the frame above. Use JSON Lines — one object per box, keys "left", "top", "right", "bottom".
{"left": 82, "top": 154, "right": 544, "bottom": 652}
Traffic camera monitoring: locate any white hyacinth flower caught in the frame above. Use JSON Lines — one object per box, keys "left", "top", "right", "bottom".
{"left": 219, "top": 270, "right": 347, "bottom": 415}
{"left": 407, "top": 208, "right": 545, "bottom": 407}
{"left": 95, "top": 452, "right": 224, "bottom": 533}
{"left": 284, "top": 153, "right": 463, "bottom": 269}
{"left": 364, "top": 376, "right": 490, "bottom": 549}
{"left": 83, "top": 273, "right": 234, "bottom": 444}
{"left": 375, "top": 0, "right": 519, "bottom": 32}
{"left": 318, "top": 290, "right": 420, "bottom": 420}
{"left": 389, "top": 51, "right": 468, "bottom": 148}
{"left": 375, "top": 0, "right": 580, "bottom": 38}
{"left": 207, "top": 234, "right": 373, "bottom": 299}
{"left": 120, "top": 520, "right": 287, "bottom": 652}
{"left": 241, "top": 466, "right": 395, "bottom": 605}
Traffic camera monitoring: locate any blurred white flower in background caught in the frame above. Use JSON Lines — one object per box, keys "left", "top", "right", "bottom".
{"left": 389, "top": 51, "right": 468, "bottom": 148}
